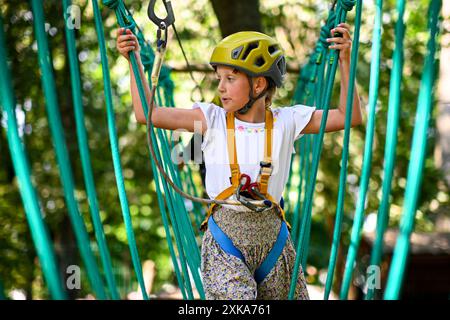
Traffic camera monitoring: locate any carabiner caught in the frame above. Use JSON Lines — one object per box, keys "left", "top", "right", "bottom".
{"left": 249, "top": 184, "right": 273, "bottom": 209}
{"left": 147, "top": 0, "right": 175, "bottom": 29}
{"left": 236, "top": 183, "right": 264, "bottom": 212}
{"left": 236, "top": 175, "right": 270, "bottom": 212}
{"left": 237, "top": 174, "right": 256, "bottom": 199}
{"left": 148, "top": 0, "right": 175, "bottom": 87}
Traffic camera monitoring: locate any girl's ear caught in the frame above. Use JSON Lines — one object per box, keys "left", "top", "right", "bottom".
{"left": 254, "top": 76, "right": 268, "bottom": 94}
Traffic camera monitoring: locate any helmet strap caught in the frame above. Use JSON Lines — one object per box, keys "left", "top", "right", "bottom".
{"left": 236, "top": 77, "right": 268, "bottom": 115}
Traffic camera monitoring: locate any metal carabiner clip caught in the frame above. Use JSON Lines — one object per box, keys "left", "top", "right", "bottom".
{"left": 235, "top": 174, "right": 271, "bottom": 212}
{"left": 148, "top": 0, "right": 175, "bottom": 51}
{"left": 147, "top": 0, "right": 175, "bottom": 31}
{"left": 147, "top": 0, "right": 175, "bottom": 87}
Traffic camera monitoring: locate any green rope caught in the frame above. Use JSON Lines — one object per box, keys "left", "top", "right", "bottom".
{"left": 324, "top": 0, "right": 361, "bottom": 300}
{"left": 141, "top": 87, "right": 191, "bottom": 299}
{"left": 0, "top": 12, "right": 66, "bottom": 300}
{"left": 365, "top": 0, "right": 406, "bottom": 300}
{"left": 145, "top": 42, "right": 203, "bottom": 300}
{"left": 300, "top": 106, "right": 315, "bottom": 270}
{"left": 93, "top": 0, "right": 148, "bottom": 300}
{"left": 153, "top": 126, "right": 196, "bottom": 300}
{"left": 103, "top": 0, "right": 204, "bottom": 299}
{"left": 143, "top": 14, "right": 204, "bottom": 301}
{"left": 289, "top": 29, "right": 328, "bottom": 247}
{"left": 153, "top": 88, "right": 204, "bottom": 298}
{"left": 152, "top": 163, "right": 189, "bottom": 299}
{"left": 286, "top": 27, "right": 328, "bottom": 245}
{"left": 384, "top": 0, "right": 442, "bottom": 299}
{"left": 64, "top": 0, "right": 119, "bottom": 300}
{"left": 290, "top": 139, "right": 306, "bottom": 245}
{"left": 289, "top": 0, "right": 356, "bottom": 299}
{"left": 0, "top": 279, "right": 5, "bottom": 300}
{"left": 340, "top": 0, "right": 384, "bottom": 300}
{"left": 31, "top": 0, "right": 107, "bottom": 299}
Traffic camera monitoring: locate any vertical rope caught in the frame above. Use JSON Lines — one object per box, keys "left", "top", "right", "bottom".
{"left": 0, "top": 12, "right": 66, "bottom": 300}
{"left": 93, "top": 0, "right": 148, "bottom": 300}
{"left": 64, "top": 0, "right": 119, "bottom": 299}
{"left": 365, "top": 0, "right": 406, "bottom": 300}
{"left": 324, "top": 0, "right": 361, "bottom": 300}
{"left": 384, "top": 0, "right": 442, "bottom": 299}
{"left": 340, "top": 0, "right": 384, "bottom": 300}
{"left": 31, "top": 0, "right": 107, "bottom": 299}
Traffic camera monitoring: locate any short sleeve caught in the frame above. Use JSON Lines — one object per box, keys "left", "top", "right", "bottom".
{"left": 291, "top": 104, "right": 316, "bottom": 140}
{"left": 191, "top": 102, "right": 220, "bottom": 151}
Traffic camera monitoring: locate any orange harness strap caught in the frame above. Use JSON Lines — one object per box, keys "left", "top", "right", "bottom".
{"left": 200, "top": 109, "right": 289, "bottom": 231}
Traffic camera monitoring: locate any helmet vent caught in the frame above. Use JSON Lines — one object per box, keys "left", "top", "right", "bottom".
{"left": 255, "top": 56, "right": 265, "bottom": 67}
{"left": 231, "top": 46, "right": 243, "bottom": 60}
{"left": 241, "top": 42, "right": 259, "bottom": 61}
{"left": 268, "top": 45, "right": 279, "bottom": 55}
{"left": 277, "top": 56, "right": 287, "bottom": 75}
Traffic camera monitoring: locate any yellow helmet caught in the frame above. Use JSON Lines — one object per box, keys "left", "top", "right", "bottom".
{"left": 210, "top": 31, "right": 286, "bottom": 88}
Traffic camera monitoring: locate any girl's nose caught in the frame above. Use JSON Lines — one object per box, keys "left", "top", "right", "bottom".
{"left": 217, "top": 79, "right": 225, "bottom": 93}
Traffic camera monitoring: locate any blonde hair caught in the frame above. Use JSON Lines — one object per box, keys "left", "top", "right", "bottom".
{"left": 264, "top": 79, "right": 277, "bottom": 108}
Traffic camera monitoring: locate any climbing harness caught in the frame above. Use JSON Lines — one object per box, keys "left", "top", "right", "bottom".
{"left": 202, "top": 109, "right": 290, "bottom": 284}
{"left": 200, "top": 109, "right": 289, "bottom": 230}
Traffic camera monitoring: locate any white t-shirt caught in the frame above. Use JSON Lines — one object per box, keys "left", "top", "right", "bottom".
{"left": 192, "top": 102, "right": 316, "bottom": 211}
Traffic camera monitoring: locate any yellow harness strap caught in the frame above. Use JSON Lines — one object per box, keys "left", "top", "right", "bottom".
{"left": 200, "top": 109, "right": 289, "bottom": 231}
{"left": 257, "top": 110, "right": 273, "bottom": 195}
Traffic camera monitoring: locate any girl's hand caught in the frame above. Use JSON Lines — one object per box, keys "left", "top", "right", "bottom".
{"left": 327, "top": 23, "right": 352, "bottom": 63}
{"left": 116, "top": 27, "right": 140, "bottom": 61}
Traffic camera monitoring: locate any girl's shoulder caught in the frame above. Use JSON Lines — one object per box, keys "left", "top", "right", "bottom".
{"left": 192, "top": 101, "right": 226, "bottom": 119}
{"left": 271, "top": 104, "right": 315, "bottom": 123}
{"left": 272, "top": 104, "right": 316, "bottom": 141}
{"left": 271, "top": 104, "right": 315, "bottom": 116}
{"left": 192, "top": 101, "right": 227, "bottom": 133}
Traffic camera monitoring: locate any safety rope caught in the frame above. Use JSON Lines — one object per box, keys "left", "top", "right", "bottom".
{"left": 324, "top": 0, "right": 361, "bottom": 300}
{"left": 384, "top": 0, "right": 441, "bottom": 299}
{"left": 0, "top": 280, "right": 5, "bottom": 300}
{"left": 0, "top": 11, "right": 66, "bottom": 300}
{"left": 340, "top": 0, "right": 384, "bottom": 300}
{"left": 64, "top": 0, "right": 119, "bottom": 300}
{"left": 288, "top": 0, "right": 357, "bottom": 300}
{"left": 365, "top": 0, "right": 406, "bottom": 300}
{"left": 102, "top": 0, "right": 205, "bottom": 299}
{"left": 31, "top": 0, "right": 107, "bottom": 299}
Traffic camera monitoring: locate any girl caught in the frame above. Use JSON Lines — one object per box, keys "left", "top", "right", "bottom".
{"left": 116, "top": 24, "right": 362, "bottom": 300}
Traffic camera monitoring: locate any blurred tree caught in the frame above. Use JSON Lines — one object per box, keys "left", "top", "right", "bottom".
{"left": 210, "top": 0, "right": 262, "bottom": 37}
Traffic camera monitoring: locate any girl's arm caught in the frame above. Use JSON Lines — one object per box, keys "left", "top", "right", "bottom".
{"left": 117, "top": 28, "right": 207, "bottom": 134}
{"left": 301, "top": 23, "right": 363, "bottom": 134}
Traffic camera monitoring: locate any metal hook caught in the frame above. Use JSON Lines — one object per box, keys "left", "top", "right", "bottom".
{"left": 235, "top": 178, "right": 271, "bottom": 212}
{"left": 147, "top": 0, "right": 175, "bottom": 28}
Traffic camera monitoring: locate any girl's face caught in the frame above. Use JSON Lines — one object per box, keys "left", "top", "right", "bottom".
{"left": 215, "top": 65, "right": 250, "bottom": 112}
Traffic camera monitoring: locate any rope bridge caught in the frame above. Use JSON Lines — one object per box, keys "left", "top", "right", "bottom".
{"left": 0, "top": 0, "right": 442, "bottom": 300}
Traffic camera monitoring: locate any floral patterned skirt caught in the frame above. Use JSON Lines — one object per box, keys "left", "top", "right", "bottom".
{"left": 201, "top": 205, "right": 309, "bottom": 300}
